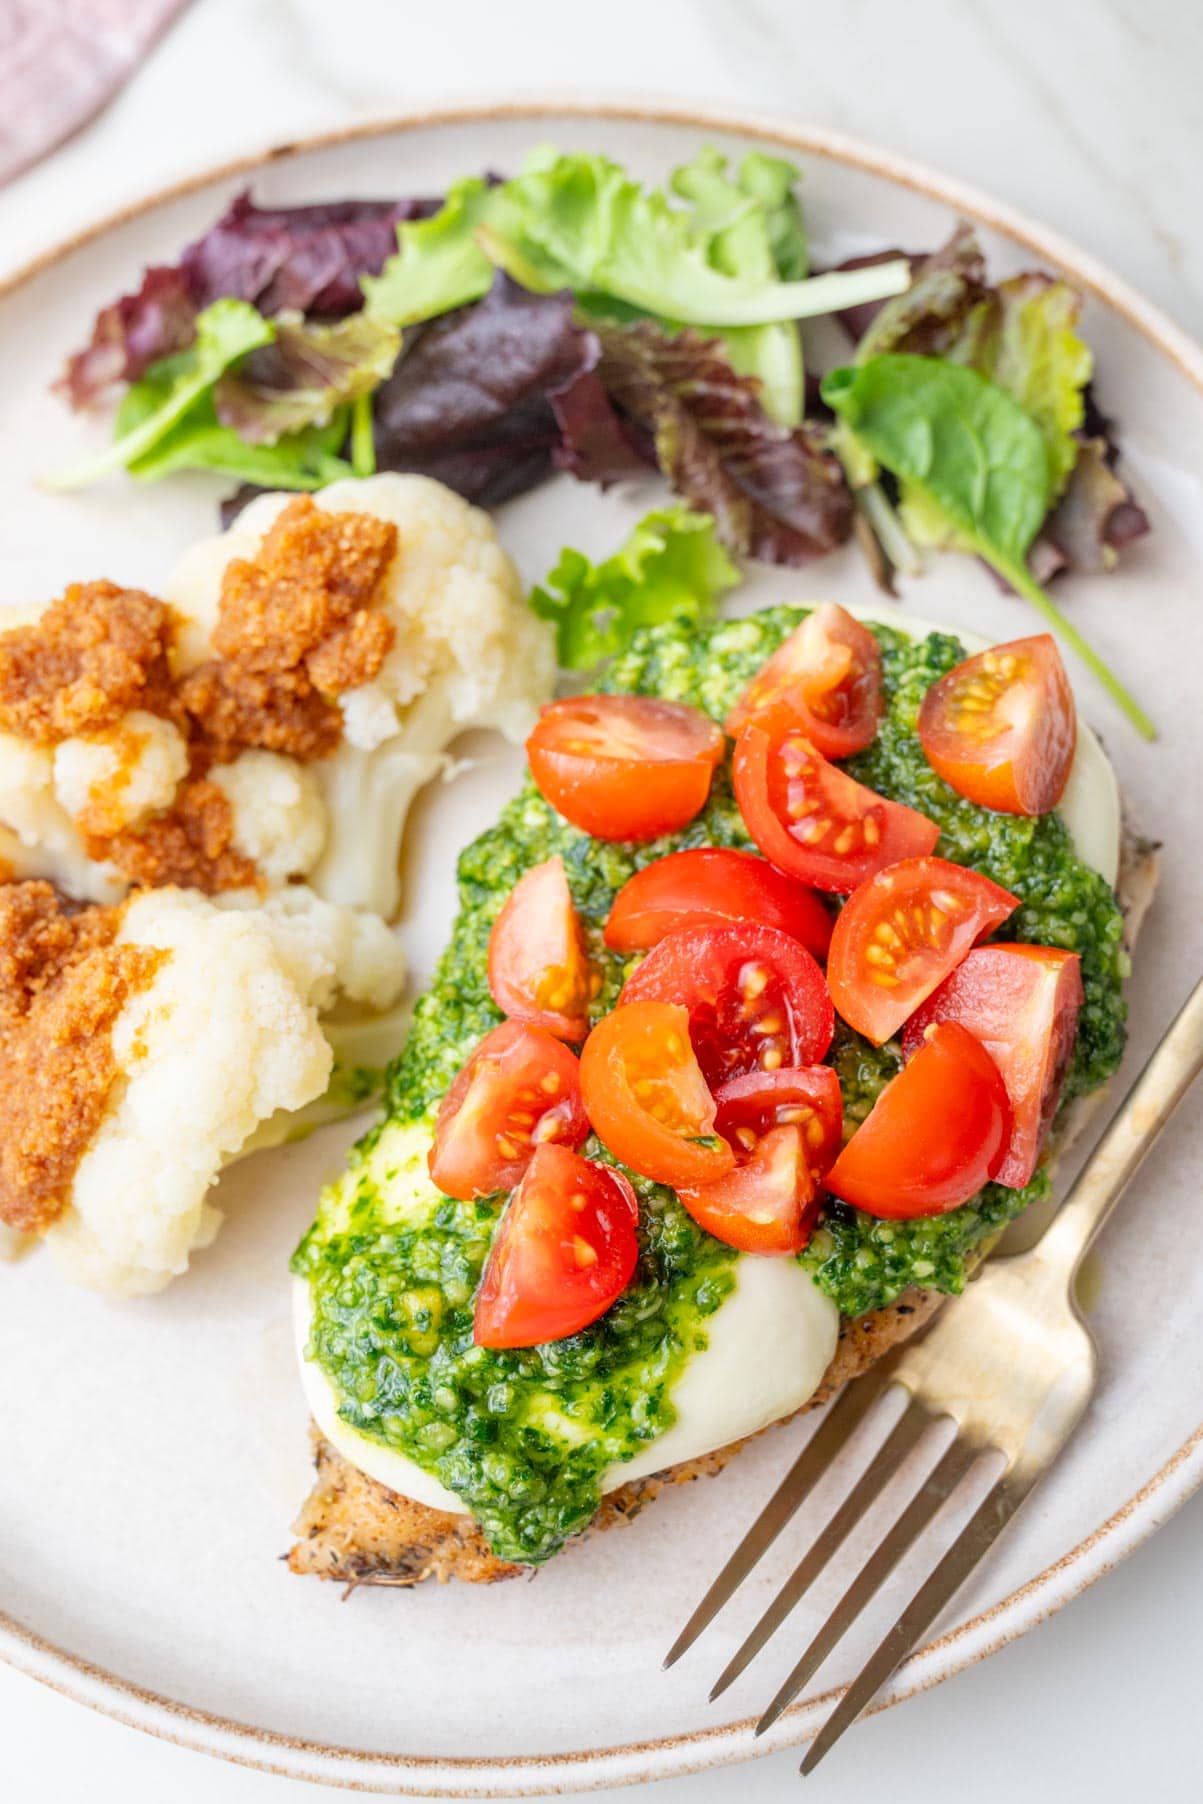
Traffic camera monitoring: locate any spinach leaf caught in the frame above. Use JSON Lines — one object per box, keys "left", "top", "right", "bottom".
{"left": 822, "top": 354, "right": 1154, "bottom": 738}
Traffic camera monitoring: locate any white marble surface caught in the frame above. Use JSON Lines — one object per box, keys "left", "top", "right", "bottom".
{"left": 2, "top": 1, "right": 1202, "bottom": 1800}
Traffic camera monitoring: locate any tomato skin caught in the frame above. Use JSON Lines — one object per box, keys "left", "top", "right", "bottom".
{"left": 488, "top": 856, "right": 593, "bottom": 1041}
{"left": 619, "top": 921, "right": 834, "bottom": 1089}
{"left": 578, "top": 1000, "right": 734, "bottom": 1188}
{"left": 527, "top": 694, "right": 725, "bottom": 842}
{"left": 918, "top": 634, "right": 1077, "bottom": 816}
{"left": 902, "top": 944, "right": 1083, "bottom": 1188}
{"left": 733, "top": 722, "right": 939, "bottom": 893}
{"left": 726, "top": 603, "right": 884, "bottom": 759}
{"left": 604, "top": 847, "right": 832, "bottom": 960}
{"left": 827, "top": 856, "right": 1018, "bottom": 1046}
{"left": 429, "top": 1022, "right": 588, "bottom": 1201}
{"left": 678, "top": 1126, "right": 821, "bottom": 1255}
{"left": 826, "top": 1021, "right": 1012, "bottom": 1218}
{"left": 473, "top": 1145, "right": 639, "bottom": 1350}
{"left": 713, "top": 1066, "right": 843, "bottom": 1181}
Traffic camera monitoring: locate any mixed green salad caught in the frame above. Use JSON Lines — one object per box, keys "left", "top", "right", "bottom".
{"left": 52, "top": 143, "right": 1151, "bottom": 732}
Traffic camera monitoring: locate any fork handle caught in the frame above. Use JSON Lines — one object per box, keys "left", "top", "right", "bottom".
{"left": 1037, "top": 971, "right": 1203, "bottom": 1279}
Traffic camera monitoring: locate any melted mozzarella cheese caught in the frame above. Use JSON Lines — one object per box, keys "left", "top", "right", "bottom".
{"left": 294, "top": 606, "right": 1122, "bottom": 1517}
{"left": 294, "top": 1242, "right": 839, "bottom": 1516}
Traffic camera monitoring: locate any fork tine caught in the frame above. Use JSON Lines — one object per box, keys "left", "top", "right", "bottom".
{"left": 709, "top": 1399, "right": 933, "bottom": 1701}
{"left": 663, "top": 1374, "right": 892, "bottom": 1669}
{"left": 800, "top": 1466, "right": 1034, "bottom": 1775}
{"left": 756, "top": 1434, "right": 978, "bottom": 1735}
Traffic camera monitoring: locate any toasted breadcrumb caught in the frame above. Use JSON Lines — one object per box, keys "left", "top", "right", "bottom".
{"left": 0, "top": 881, "right": 161, "bottom": 1233}
{"left": 180, "top": 497, "right": 398, "bottom": 767}
{"left": 0, "top": 583, "right": 179, "bottom": 744}
{"left": 87, "top": 778, "right": 259, "bottom": 896}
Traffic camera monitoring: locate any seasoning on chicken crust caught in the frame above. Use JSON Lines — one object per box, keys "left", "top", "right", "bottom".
{"left": 0, "top": 881, "right": 162, "bottom": 1233}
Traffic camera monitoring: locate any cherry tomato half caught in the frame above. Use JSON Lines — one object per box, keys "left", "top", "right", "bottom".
{"left": 677, "top": 1126, "right": 820, "bottom": 1255}
{"left": 918, "top": 634, "right": 1077, "bottom": 816}
{"left": 677, "top": 1067, "right": 843, "bottom": 1255}
{"left": 473, "top": 1144, "right": 639, "bottom": 1349}
{"left": 826, "top": 855, "right": 1018, "bottom": 1046}
{"left": 619, "top": 922, "right": 834, "bottom": 1089}
{"left": 726, "top": 603, "right": 884, "bottom": 759}
{"left": 527, "top": 694, "right": 725, "bottom": 842}
{"left": 902, "top": 943, "right": 1083, "bottom": 1188}
{"left": 488, "top": 856, "right": 594, "bottom": 1041}
{"left": 713, "top": 1066, "right": 844, "bottom": 1181}
{"left": 733, "top": 722, "right": 939, "bottom": 893}
{"left": 603, "top": 847, "right": 833, "bottom": 961}
{"left": 429, "top": 1021, "right": 588, "bottom": 1200}
{"left": 578, "top": 1000, "right": 734, "bottom": 1188}
{"left": 826, "top": 1021, "right": 1011, "bottom": 1218}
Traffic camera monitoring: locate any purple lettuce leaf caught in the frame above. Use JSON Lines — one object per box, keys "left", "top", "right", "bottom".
{"left": 594, "top": 319, "right": 853, "bottom": 565}
{"left": 59, "top": 190, "right": 437, "bottom": 408}
{"left": 371, "top": 273, "right": 648, "bottom": 507}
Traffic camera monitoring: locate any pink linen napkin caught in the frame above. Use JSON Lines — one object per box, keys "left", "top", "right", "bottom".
{"left": 0, "top": 0, "right": 190, "bottom": 186}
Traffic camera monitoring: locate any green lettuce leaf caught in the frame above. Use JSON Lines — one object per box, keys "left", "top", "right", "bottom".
{"left": 822, "top": 354, "right": 1154, "bottom": 738}
{"left": 669, "top": 147, "right": 804, "bottom": 424}
{"left": 360, "top": 176, "right": 495, "bottom": 326}
{"left": 124, "top": 404, "right": 353, "bottom": 488}
{"left": 365, "top": 150, "right": 909, "bottom": 336}
{"left": 973, "top": 274, "right": 1092, "bottom": 496}
{"left": 530, "top": 506, "right": 740, "bottom": 669}
{"left": 213, "top": 311, "right": 401, "bottom": 444}
{"left": 44, "top": 298, "right": 273, "bottom": 491}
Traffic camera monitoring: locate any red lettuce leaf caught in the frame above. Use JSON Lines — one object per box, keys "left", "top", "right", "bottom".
{"left": 59, "top": 190, "right": 437, "bottom": 408}
{"left": 371, "top": 273, "right": 647, "bottom": 506}
{"left": 594, "top": 319, "right": 852, "bottom": 564}
{"left": 58, "top": 264, "right": 197, "bottom": 410}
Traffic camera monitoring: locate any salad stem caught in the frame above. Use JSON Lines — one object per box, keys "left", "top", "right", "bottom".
{"left": 991, "top": 552, "right": 1156, "bottom": 742}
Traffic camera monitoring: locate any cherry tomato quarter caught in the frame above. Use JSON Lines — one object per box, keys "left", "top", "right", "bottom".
{"left": 429, "top": 1021, "right": 588, "bottom": 1200}
{"left": 826, "top": 1021, "right": 1012, "bottom": 1217}
{"left": 902, "top": 943, "right": 1083, "bottom": 1187}
{"left": 918, "top": 634, "right": 1077, "bottom": 815}
{"left": 726, "top": 602, "right": 883, "bottom": 759}
{"left": 578, "top": 1000, "right": 734, "bottom": 1188}
{"left": 619, "top": 922, "right": 834, "bottom": 1089}
{"left": 488, "top": 856, "right": 593, "bottom": 1040}
{"left": 827, "top": 856, "right": 1018, "bottom": 1046}
{"left": 733, "top": 721, "right": 939, "bottom": 893}
{"left": 473, "top": 1144, "right": 639, "bottom": 1349}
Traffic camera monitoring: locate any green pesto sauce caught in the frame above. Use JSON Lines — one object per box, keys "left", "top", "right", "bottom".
{"left": 294, "top": 605, "right": 1128, "bottom": 1562}
{"left": 294, "top": 1126, "right": 734, "bottom": 1564}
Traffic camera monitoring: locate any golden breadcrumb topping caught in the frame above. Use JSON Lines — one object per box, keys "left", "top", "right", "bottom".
{"left": 0, "top": 882, "right": 162, "bottom": 1233}
{"left": 87, "top": 779, "right": 258, "bottom": 896}
{"left": 183, "top": 497, "right": 397, "bottom": 765}
{"left": 0, "top": 497, "right": 397, "bottom": 888}
{"left": 0, "top": 582, "right": 179, "bottom": 744}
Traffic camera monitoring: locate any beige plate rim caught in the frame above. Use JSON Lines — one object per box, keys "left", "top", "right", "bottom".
{"left": 3, "top": 95, "right": 1202, "bottom": 1795}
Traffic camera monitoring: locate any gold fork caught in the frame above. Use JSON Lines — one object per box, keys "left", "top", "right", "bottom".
{"left": 665, "top": 971, "right": 1203, "bottom": 1774}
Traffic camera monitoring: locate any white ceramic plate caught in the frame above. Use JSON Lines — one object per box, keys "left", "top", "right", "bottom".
{"left": 2, "top": 102, "right": 1202, "bottom": 1795}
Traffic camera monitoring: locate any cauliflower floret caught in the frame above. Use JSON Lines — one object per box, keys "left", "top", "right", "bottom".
{"left": 0, "top": 733, "right": 123, "bottom": 902}
{"left": 42, "top": 887, "right": 338, "bottom": 1296}
{"left": 221, "top": 883, "right": 407, "bottom": 1012}
{"left": 52, "top": 710, "right": 189, "bottom": 833}
{"left": 209, "top": 750, "right": 327, "bottom": 887}
{"left": 169, "top": 473, "right": 555, "bottom": 919}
